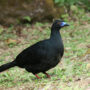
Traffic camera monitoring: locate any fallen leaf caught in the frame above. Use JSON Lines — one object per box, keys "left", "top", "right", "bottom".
{"left": 86, "top": 63, "right": 90, "bottom": 70}
{"left": 5, "top": 38, "right": 17, "bottom": 45}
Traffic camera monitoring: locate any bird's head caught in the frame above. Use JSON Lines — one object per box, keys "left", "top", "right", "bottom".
{"left": 52, "top": 20, "right": 69, "bottom": 30}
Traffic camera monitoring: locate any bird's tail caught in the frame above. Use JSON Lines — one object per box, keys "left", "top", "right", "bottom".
{"left": 0, "top": 61, "right": 16, "bottom": 72}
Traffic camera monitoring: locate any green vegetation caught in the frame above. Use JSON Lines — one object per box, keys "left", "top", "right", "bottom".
{"left": 0, "top": 14, "right": 90, "bottom": 89}
{"left": 54, "top": 0, "right": 90, "bottom": 23}
{"left": 23, "top": 16, "right": 31, "bottom": 22}
{"left": 54, "top": 0, "right": 78, "bottom": 6}
{"left": 54, "top": 0, "right": 90, "bottom": 11}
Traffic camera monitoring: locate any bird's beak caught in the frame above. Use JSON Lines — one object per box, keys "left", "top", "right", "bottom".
{"left": 60, "top": 22, "right": 70, "bottom": 27}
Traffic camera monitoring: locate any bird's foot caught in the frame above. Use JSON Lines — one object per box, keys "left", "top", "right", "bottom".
{"left": 35, "top": 74, "right": 40, "bottom": 79}
{"left": 44, "top": 72, "right": 50, "bottom": 78}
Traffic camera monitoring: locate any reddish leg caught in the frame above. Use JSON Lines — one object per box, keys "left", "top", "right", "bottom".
{"left": 35, "top": 74, "right": 40, "bottom": 79}
{"left": 44, "top": 72, "right": 50, "bottom": 78}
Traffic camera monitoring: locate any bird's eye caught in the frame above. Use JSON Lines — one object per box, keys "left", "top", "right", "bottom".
{"left": 57, "top": 22, "right": 61, "bottom": 25}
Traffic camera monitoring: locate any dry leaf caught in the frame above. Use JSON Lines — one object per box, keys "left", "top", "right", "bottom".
{"left": 5, "top": 38, "right": 17, "bottom": 45}
{"left": 86, "top": 63, "right": 90, "bottom": 70}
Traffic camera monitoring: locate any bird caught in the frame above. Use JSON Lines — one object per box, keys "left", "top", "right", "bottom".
{"left": 0, "top": 20, "right": 69, "bottom": 79}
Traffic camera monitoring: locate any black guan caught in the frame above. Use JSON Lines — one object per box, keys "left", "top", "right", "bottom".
{"left": 0, "top": 20, "right": 69, "bottom": 79}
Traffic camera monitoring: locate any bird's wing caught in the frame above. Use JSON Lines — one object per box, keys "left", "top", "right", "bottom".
{"left": 15, "top": 40, "right": 50, "bottom": 65}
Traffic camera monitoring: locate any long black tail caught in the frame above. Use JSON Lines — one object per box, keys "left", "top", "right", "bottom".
{"left": 0, "top": 61, "right": 16, "bottom": 72}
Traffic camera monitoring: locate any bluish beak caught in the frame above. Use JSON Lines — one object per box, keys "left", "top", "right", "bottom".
{"left": 60, "top": 22, "right": 69, "bottom": 27}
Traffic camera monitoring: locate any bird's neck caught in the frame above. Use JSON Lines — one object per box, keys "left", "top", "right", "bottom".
{"left": 50, "top": 28, "right": 61, "bottom": 40}
{"left": 50, "top": 27, "right": 64, "bottom": 57}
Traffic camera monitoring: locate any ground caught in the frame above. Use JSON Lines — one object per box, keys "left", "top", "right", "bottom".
{"left": 0, "top": 16, "right": 90, "bottom": 90}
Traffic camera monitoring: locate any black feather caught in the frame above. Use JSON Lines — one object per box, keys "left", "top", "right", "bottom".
{"left": 0, "top": 20, "right": 69, "bottom": 78}
{"left": 0, "top": 61, "right": 16, "bottom": 72}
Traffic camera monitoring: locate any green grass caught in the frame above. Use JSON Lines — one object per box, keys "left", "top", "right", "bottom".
{"left": 0, "top": 20, "right": 90, "bottom": 90}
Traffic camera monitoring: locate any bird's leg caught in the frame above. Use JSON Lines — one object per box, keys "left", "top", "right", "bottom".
{"left": 34, "top": 74, "right": 40, "bottom": 79}
{"left": 43, "top": 72, "right": 50, "bottom": 78}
